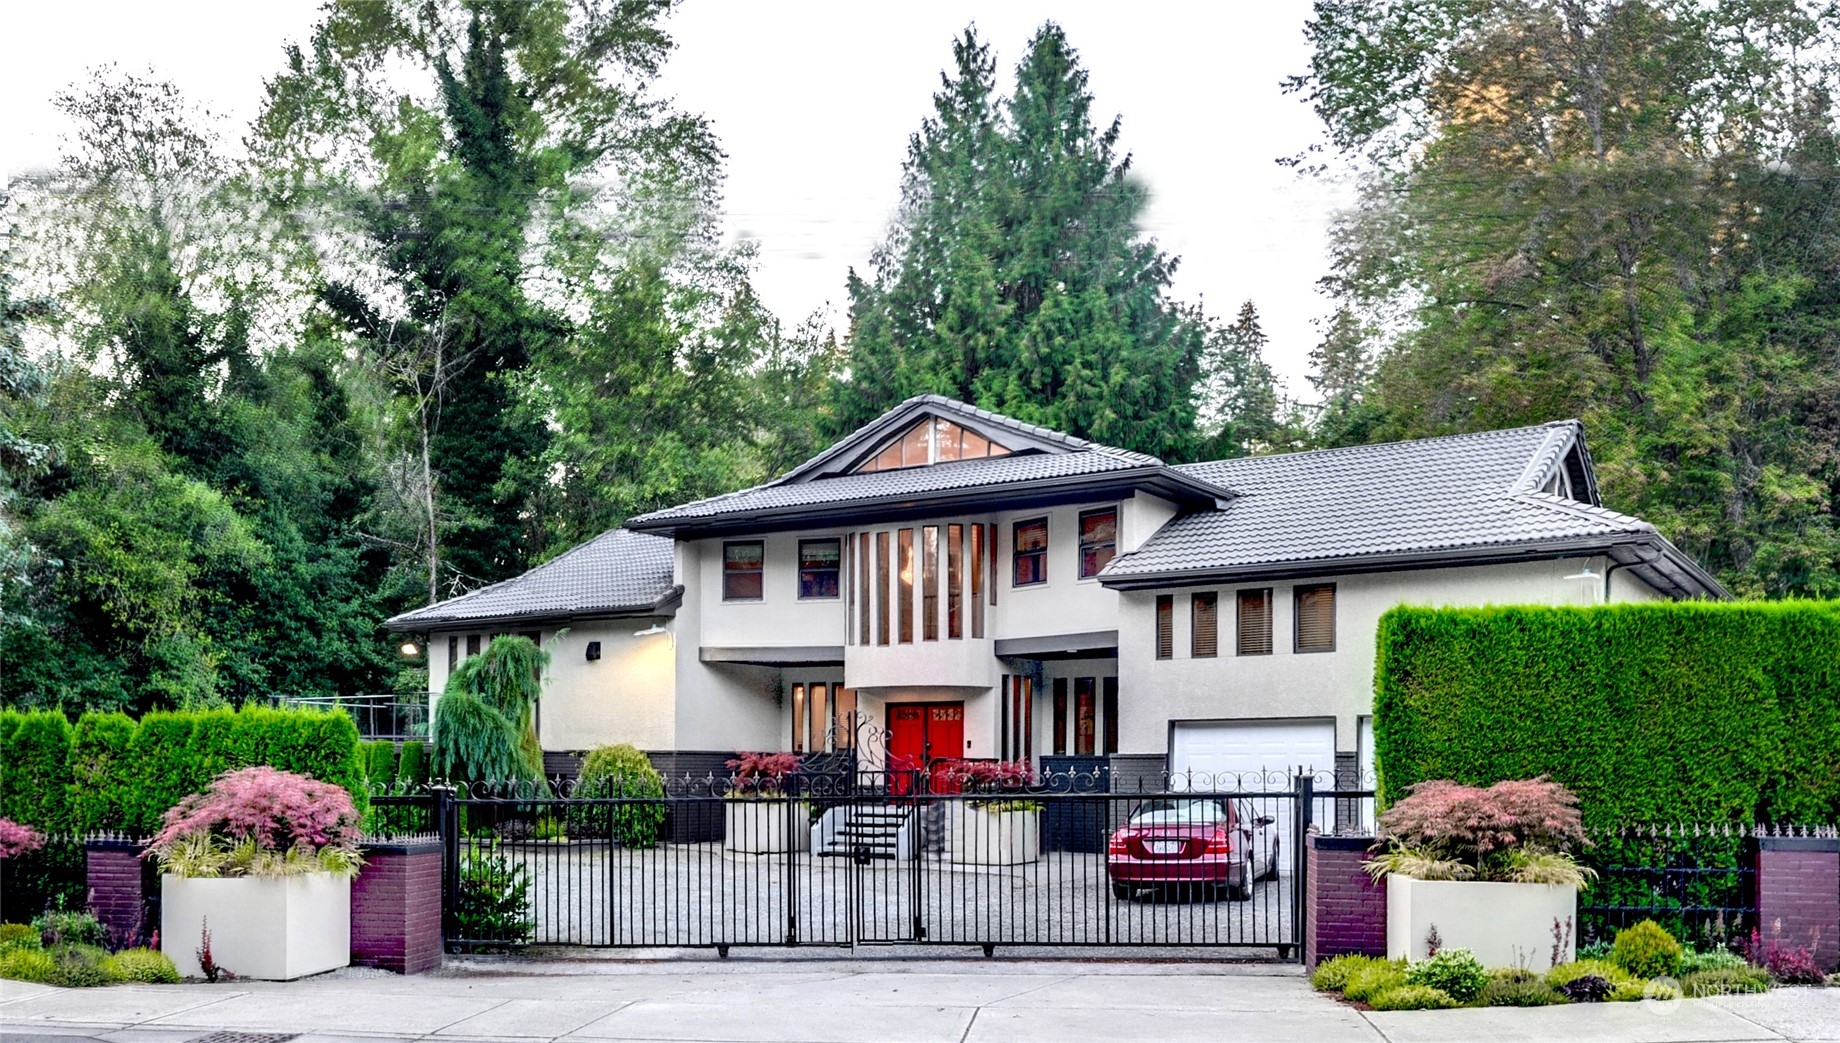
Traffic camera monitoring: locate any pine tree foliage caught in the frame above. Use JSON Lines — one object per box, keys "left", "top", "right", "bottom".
{"left": 835, "top": 24, "right": 1256, "bottom": 462}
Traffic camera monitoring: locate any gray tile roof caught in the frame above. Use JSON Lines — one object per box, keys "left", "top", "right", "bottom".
{"left": 1101, "top": 421, "right": 1725, "bottom": 597}
{"left": 626, "top": 446, "right": 1159, "bottom": 526}
{"left": 385, "top": 528, "right": 677, "bottom": 631}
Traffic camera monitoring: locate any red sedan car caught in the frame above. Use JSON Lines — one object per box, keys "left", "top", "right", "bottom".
{"left": 1106, "top": 797, "right": 1279, "bottom": 901}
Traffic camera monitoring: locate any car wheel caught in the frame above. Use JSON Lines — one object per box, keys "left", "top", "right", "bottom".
{"left": 1111, "top": 882, "right": 1134, "bottom": 901}
{"left": 1263, "top": 840, "right": 1281, "bottom": 880}
{"left": 1228, "top": 880, "right": 1252, "bottom": 901}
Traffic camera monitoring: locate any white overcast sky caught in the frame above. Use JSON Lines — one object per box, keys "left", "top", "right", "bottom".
{"left": 2, "top": 1, "right": 1350, "bottom": 395}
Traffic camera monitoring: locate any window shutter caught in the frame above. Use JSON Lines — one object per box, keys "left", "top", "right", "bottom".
{"left": 1237, "top": 589, "right": 1272, "bottom": 655}
{"left": 1295, "top": 584, "right": 1336, "bottom": 652}
{"left": 1155, "top": 595, "right": 1174, "bottom": 660}
{"left": 1191, "top": 593, "right": 1218, "bottom": 658}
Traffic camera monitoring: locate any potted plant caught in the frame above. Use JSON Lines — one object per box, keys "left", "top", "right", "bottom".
{"left": 944, "top": 760, "right": 1041, "bottom": 866}
{"left": 722, "top": 752, "right": 808, "bottom": 853}
{"left": 148, "top": 766, "right": 364, "bottom": 980}
{"left": 1366, "top": 776, "right": 1593, "bottom": 969}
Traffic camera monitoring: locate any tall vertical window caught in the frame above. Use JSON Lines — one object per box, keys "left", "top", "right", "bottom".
{"left": 466, "top": 634, "right": 481, "bottom": 656}
{"left": 844, "top": 535, "right": 854, "bottom": 643}
{"left": 1000, "top": 676, "right": 1034, "bottom": 761}
{"left": 811, "top": 684, "right": 829, "bottom": 749}
{"left": 791, "top": 683, "right": 807, "bottom": 752}
{"left": 797, "top": 539, "right": 841, "bottom": 599}
{"left": 1078, "top": 508, "right": 1117, "bottom": 579}
{"left": 834, "top": 688, "right": 857, "bottom": 749}
{"left": 1237, "top": 588, "right": 1273, "bottom": 655}
{"left": 922, "top": 526, "right": 939, "bottom": 640}
{"left": 448, "top": 636, "right": 459, "bottom": 674}
{"left": 897, "top": 529, "right": 914, "bottom": 643}
{"left": 1074, "top": 677, "right": 1097, "bottom": 755}
{"left": 1102, "top": 677, "right": 1119, "bottom": 755}
{"left": 947, "top": 524, "right": 964, "bottom": 638}
{"left": 1013, "top": 518, "right": 1048, "bottom": 585}
{"left": 970, "top": 524, "right": 985, "bottom": 637}
{"left": 858, "top": 533, "right": 871, "bottom": 644}
{"left": 1295, "top": 583, "right": 1337, "bottom": 652}
{"left": 723, "top": 541, "right": 764, "bottom": 600}
{"left": 1052, "top": 678, "right": 1068, "bottom": 756}
{"left": 1155, "top": 595, "right": 1174, "bottom": 660}
{"left": 1191, "top": 592, "right": 1219, "bottom": 658}
{"left": 988, "top": 524, "right": 998, "bottom": 604}
{"left": 875, "top": 532, "right": 891, "bottom": 645}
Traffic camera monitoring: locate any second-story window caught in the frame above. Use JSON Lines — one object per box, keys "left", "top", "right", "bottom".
{"left": 798, "top": 539, "right": 840, "bottom": 599}
{"left": 1013, "top": 518, "right": 1048, "bottom": 586}
{"left": 1078, "top": 508, "right": 1117, "bottom": 579}
{"left": 1237, "top": 588, "right": 1273, "bottom": 655}
{"left": 1295, "top": 583, "right": 1337, "bottom": 652}
{"left": 1155, "top": 595, "right": 1174, "bottom": 659}
{"left": 723, "top": 541, "right": 765, "bottom": 600}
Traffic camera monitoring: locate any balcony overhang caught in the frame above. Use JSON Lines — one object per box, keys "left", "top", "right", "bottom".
{"left": 994, "top": 630, "right": 1119, "bottom": 661}
{"left": 699, "top": 645, "right": 845, "bottom": 667}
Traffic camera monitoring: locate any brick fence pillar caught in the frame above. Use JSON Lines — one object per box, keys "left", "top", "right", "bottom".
{"left": 351, "top": 839, "right": 443, "bottom": 974}
{"left": 1306, "top": 834, "right": 1386, "bottom": 968}
{"left": 1751, "top": 835, "right": 1840, "bottom": 973}
{"left": 85, "top": 839, "right": 148, "bottom": 948}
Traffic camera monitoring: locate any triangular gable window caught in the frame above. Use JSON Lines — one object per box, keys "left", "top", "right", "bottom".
{"left": 855, "top": 417, "right": 1013, "bottom": 473}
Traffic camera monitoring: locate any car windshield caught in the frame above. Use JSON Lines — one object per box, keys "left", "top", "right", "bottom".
{"left": 1129, "top": 799, "right": 1233, "bottom": 827}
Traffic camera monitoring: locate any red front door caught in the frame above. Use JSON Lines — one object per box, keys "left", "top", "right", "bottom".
{"left": 887, "top": 702, "right": 965, "bottom": 792}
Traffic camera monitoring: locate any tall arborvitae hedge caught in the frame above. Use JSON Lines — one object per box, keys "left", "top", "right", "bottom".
{"left": 1374, "top": 602, "right": 1840, "bottom": 825}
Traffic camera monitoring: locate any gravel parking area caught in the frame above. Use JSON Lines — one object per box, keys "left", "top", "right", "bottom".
{"left": 493, "top": 841, "right": 1295, "bottom": 953}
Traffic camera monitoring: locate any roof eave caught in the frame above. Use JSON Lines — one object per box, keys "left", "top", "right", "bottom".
{"left": 1098, "top": 533, "right": 1727, "bottom": 599}
{"left": 384, "top": 584, "right": 686, "bottom": 633}
{"left": 624, "top": 466, "right": 1231, "bottom": 538}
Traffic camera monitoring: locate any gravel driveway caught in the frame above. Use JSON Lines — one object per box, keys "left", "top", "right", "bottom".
{"left": 494, "top": 841, "right": 1295, "bottom": 954}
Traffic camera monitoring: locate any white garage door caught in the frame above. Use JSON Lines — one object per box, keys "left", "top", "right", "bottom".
{"left": 1169, "top": 719, "right": 1336, "bottom": 792}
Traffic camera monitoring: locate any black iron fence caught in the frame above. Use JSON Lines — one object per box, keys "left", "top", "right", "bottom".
{"left": 414, "top": 766, "right": 1366, "bottom": 958}
{"left": 1578, "top": 824, "right": 1758, "bottom": 949}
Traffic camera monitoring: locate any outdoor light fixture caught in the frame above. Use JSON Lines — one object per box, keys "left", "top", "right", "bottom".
{"left": 633, "top": 623, "right": 668, "bottom": 638}
{"left": 1563, "top": 564, "right": 1600, "bottom": 604}
{"left": 399, "top": 640, "right": 420, "bottom": 658}
{"left": 585, "top": 640, "right": 601, "bottom": 661}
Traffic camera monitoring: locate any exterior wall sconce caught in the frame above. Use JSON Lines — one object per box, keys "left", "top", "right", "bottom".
{"left": 585, "top": 640, "right": 601, "bottom": 661}
{"left": 399, "top": 640, "right": 420, "bottom": 658}
{"left": 633, "top": 624, "right": 668, "bottom": 638}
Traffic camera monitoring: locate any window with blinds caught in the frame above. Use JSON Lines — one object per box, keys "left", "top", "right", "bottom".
{"left": 1294, "top": 583, "right": 1337, "bottom": 652}
{"left": 1155, "top": 595, "right": 1174, "bottom": 660}
{"left": 1237, "top": 588, "right": 1272, "bottom": 656}
{"left": 1191, "top": 592, "right": 1218, "bottom": 658}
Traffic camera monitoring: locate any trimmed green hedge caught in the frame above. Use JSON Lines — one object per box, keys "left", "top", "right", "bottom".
{"left": 0, "top": 706, "right": 368, "bottom": 835}
{"left": 1373, "top": 602, "right": 1840, "bottom": 825}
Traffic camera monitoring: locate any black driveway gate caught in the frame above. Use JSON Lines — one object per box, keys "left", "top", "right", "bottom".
{"left": 432, "top": 764, "right": 1353, "bottom": 959}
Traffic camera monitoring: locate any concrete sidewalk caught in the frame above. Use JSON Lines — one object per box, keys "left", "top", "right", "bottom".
{"left": 2, "top": 957, "right": 1836, "bottom": 1043}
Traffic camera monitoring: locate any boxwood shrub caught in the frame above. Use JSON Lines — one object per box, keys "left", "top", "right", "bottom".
{"left": 1374, "top": 602, "right": 1840, "bottom": 825}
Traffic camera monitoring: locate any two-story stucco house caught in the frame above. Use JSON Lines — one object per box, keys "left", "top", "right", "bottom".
{"left": 386, "top": 394, "right": 1725, "bottom": 786}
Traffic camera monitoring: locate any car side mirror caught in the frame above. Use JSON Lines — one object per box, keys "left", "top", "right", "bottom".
{"left": 1254, "top": 815, "right": 1275, "bottom": 827}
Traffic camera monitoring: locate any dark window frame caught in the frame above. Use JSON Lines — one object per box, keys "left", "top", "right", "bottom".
{"left": 796, "top": 538, "right": 842, "bottom": 600}
{"left": 1155, "top": 594, "right": 1174, "bottom": 660}
{"left": 722, "top": 540, "right": 766, "bottom": 601}
{"left": 1237, "top": 588, "right": 1273, "bottom": 656}
{"left": 1077, "top": 507, "right": 1118, "bottom": 579}
{"left": 1294, "top": 583, "right": 1337, "bottom": 653}
{"left": 1012, "top": 517, "right": 1049, "bottom": 587}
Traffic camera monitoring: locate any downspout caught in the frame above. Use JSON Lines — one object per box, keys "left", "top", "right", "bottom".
{"left": 1604, "top": 544, "right": 1664, "bottom": 602}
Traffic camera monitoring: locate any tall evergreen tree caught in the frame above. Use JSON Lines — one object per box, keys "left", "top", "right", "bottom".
{"left": 835, "top": 25, "right": 1212, "bottom": 461}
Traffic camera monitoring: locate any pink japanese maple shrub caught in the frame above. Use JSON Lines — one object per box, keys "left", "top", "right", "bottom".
{"left": 0, "top": 817, "right": 46, "bottom": 859}
{"left": 146, "top": 766, "right": 363, "bottom": 878}
{"left": 1368, "top": 776, "right": 1592, "bottom": 885}
{"left": 725, "top": 752, "right": 804, "bottom": 796}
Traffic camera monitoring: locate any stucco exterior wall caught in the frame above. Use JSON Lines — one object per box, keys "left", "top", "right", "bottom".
{"left": 673, "top": 540, "right": 783, "bottom": 751}
{"left": 1114, "top": 555, "right": 1662, "bottom": 756}
{"left": 538, "top": 618, "right": 677, "bottom": 752}
{"left": 694, "top": 530, "right": 849, "bottom": 648}
{"left": 991, "top": 500, "right": 1127, "bottom": 641}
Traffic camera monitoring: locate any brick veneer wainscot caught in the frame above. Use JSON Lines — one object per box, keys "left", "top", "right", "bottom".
{"left": 1752, "top": 835, "right": 1840, "bottom": 973}
{"left": 1305, "top": 834, "right": 1386, "bottom": 968}
{"left": 85, "top": 839, "right": 148, "bottom": 947}
{"left": 350, "top": 839, "right": 443, "bottom": 974}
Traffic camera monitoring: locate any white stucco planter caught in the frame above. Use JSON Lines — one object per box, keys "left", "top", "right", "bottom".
{"left": 1386, "top": 875, "right": 1577, "bottom": 969}
{"left": 947, "top": 804, "right": 1040, "bottom": 866}
{"left": 161, "top": 872, "right": 351, "bottom": 980}
{"left": 723, "top": 800, "right": 811, "bottom": 853}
